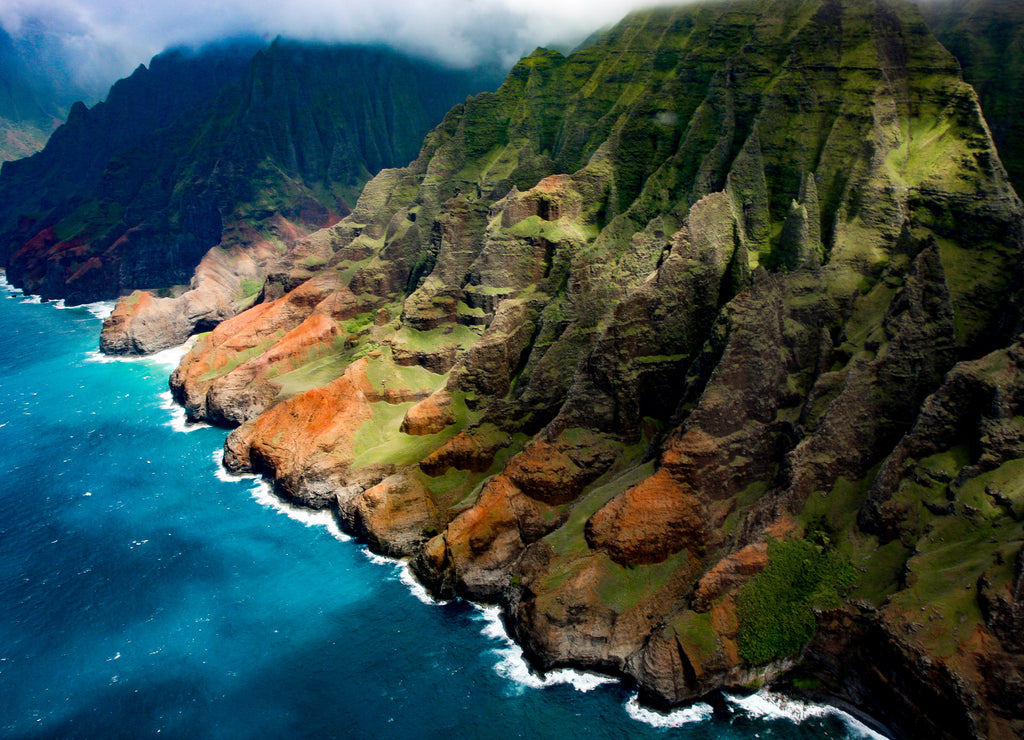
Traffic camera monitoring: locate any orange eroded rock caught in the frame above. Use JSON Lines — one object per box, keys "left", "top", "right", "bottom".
{"left": 400, "top": 390, "right": 455, "bottom": 435}
{"left": 202, "top": 311, "right": 345, "bottom": 425}
{"left": 171, "top": 274, "right": 360, "bottom": 420}
{"left": 585, "top": 468, "right": 708, "bottom": 565}
{"left": 691, "top": 542, "right": 769, "bottom": 611}
{"left": 432, "top": 474, "right": 563, "bottom": 600}
{"left": 223, "top": 358, "right": 374, "bottom": 507}
{"left": 504, "top": 439, "right": 593, "bottom": 505}
{"left": 419, "top": 429, "right": 511, "bottom": 475}
{"left": 336, "top": 472, "right": 439, "bottom": 557}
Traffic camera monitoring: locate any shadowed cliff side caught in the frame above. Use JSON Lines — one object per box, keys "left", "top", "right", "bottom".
{"left": 168, "top": 0, "right": 1023, "bottom": 737}
{"left": 0, "top": 41, "right": 497, "bottom": 352}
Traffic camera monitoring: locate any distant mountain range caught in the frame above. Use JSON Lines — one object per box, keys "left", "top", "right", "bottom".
{"left": 0, "top": 26, "right": 74, "bottom": 162}
{"left": 0, "top": 40, "right": 498, "bottom": 305}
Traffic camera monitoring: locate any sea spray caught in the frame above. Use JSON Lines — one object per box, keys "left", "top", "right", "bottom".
{"left": 0, "top": 272, "right": 115, "bottom": 321}
{"left": 209, "top": 449, "right": 351, "bottom": 542}
{"left": 473, "top": 604, "right": 616, "bottom": 694}
{"left": 160, "top": 391, "right": 208, "bottom": 434}
{"left": 726, "top": 691, "right": 890, "bottom": 739}
{"left": 625, "top": 694, "right": 714, "bottom": 727}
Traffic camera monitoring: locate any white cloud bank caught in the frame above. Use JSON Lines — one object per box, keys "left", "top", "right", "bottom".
{"left": 1, "top": 0, "right": 650, "bottom": 96}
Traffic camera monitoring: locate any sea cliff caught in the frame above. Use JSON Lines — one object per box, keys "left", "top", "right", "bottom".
{"left": 61, "top": 0, "right": 1024, "bottom": 736}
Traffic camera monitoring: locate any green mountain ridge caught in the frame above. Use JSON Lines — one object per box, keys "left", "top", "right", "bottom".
{"left": 131, "top": 0, "right": 1024, "bottom": 736}
{"left": 921, "top": 0, "right": 1024, "bottom": 192}
{"left": 0, "top": 26, "right": 72, "bottom": 162}
{"left": 0, "top": 41, "right": 497, "bottom": 306}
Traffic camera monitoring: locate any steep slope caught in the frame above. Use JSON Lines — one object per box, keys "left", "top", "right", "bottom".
{"left": 168, "top": 0, "right": 1024, "bottom": 736}
{"left": 922, "top": 0, "right": 1024, "bottom": 194}
{"left": 0, "top": 27, "right": 65, "bottom": 162}
{"left": 0, "top": 42, "right": 259, "bottom": 296}
{"left": 0, "top": 41, "right": 495, "bottom": 324}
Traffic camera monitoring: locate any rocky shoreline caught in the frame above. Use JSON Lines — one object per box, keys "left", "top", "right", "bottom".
{"left": 88, "top": 1, "right": 1024, "bottom": 737}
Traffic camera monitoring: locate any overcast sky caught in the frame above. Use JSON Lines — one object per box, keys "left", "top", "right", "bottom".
{"left": 0, "top": 0, "right": 648, "bottom": 99}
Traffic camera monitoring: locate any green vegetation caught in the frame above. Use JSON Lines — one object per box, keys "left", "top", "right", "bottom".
{"left": 53, "top": 200, "right": 124, "bottom": 242}
{"left": 737, "top": 538, "right": 855, "bottom": 665}
{"left": 239, "top": 278, "right": 264, "bottom": 299}
{"left": 596, "top": 550, "right": 688, "bottom": 612}
{"left": 923, "top": 0, "right": 1024, "bottom": 191}
{"left": 350, "top": 393, "right": 478, "bottom": 469}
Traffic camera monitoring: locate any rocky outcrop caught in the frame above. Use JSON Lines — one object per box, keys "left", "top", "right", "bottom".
{"left": 336, "top": 471, "right": 439, "bottom": 557}
{"left": 168, "top": 269, "right": 363, "bottom": 422}
{"left": 223, "top": 358, "right": 377, "bottom": 508}
{"left": 401, "top": 391, "right": 456, "bottom": 435}
{"left": 160, "top": 0, "right": 1024, "bottom": 736}
{"left": 99, "top": 236, "right": 277, "bottom": 355}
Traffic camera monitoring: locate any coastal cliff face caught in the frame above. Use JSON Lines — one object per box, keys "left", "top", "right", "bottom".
{"left": 0, "top": 42, "right": 495, "bottom": 352}
{"left": 159, "top": 0, "right": 1024, "bottom": 736}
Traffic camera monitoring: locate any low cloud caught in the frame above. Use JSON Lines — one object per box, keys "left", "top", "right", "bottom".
{"left": 1, "top": 0, "right": 647, "bottom": 99}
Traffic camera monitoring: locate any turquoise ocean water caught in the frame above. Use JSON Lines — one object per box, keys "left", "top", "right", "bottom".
{"left": 0, "top": 276, "right": 888, "bottom": 739}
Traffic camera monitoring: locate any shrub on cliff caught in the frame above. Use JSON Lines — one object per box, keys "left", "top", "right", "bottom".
{"left": 737, "top": 538, "right": 855, "bottom": 665}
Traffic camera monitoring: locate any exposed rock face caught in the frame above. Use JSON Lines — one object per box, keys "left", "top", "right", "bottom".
{"left": 99, "top": 239, "right": 276, "bottom": 355}
{"left": 336, "top": 472, "right": 439, "bottom": 557}
{"left": 401, "top": 391, "right": 456, "bottom": 435}
{"left": 223, "top": 358, "right": 377, "bottom": 508}
{"left": 160, "top": 0, "right": 1024, "bottom": 736}
{"left": 586, "top": 469, "right": 708, "bottom": 566}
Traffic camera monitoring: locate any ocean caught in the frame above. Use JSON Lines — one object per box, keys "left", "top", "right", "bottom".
{"left": 0, "top": 275, "right": 888, "bottom": 739}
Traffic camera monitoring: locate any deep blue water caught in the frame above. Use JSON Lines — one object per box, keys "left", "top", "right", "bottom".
{"left": 0, "top": 277, "right": 888, "bottom": 739}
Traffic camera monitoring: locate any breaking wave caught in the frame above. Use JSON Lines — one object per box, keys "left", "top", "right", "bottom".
{"left": 475, "top": 604, "right": 616, "bottom": 694}
{"left": 625, "top": 695, "right": 714, "bottom": 727}
{"left": 726, "top": 691, "right": 890, "bottom": 739}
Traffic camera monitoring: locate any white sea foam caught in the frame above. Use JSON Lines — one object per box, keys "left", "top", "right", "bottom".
{"left": 728, "top": 691, "right": 829, "bottom": 722}
{"left": 147, "top": 345, "right": 190, "bottom": 370}
{"left": 84, "top": 300, "right": 117, "bottom": 320}
{"left": 211, "top": 448, "right": 248, "bottom": 475}
{"left": 212, "top": 449, "right": 253, "bottom": 483}
{"left": 726, "top": 691, "right": 890, "bottom": 739}
{"left": 395, "top": 560, "right": 441, "bottom": 606}
{"left": 85, "top": 342, "right": 189, "bottom": 371}
{"left": 625, "top": 694, "right": 714, "bottom": 727}
{"left": 48, "top": 297, "right": 117, "bottom": 320}
{"left": 475, "top": 604, "right": 615, "bottom": 694}
{"left": 84, "top": 350, "right": 120, "bottom": 364}
{"left": 359, "top": 547, "right": 445, "bottom": 606}
{"left": 160, "top": 391, "right": 208, "bottom": 434}
{"left": 246, "top": 475, "right": 350, "bottom": 542}
{"left": 0, "top": 271, "right": 113, "bottom": 321}
{"left": 208, "top": 449, "right": 348, "bottom": 541}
